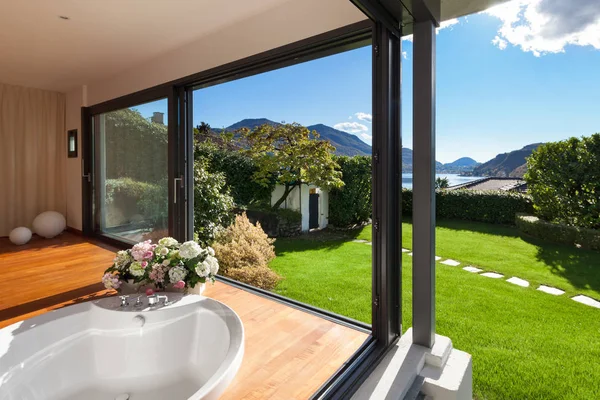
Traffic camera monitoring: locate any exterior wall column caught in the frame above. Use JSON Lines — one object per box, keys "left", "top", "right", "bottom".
{"left": 412, "top": 0, "right": 440, "bottom": 348}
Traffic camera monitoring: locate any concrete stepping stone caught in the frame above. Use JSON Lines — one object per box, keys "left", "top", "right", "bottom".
{"left": 463, "top": 266, "right": 482, "bottom": 273}
{"left": 537, "top": 285, "right": 564, "bottom": 296}
{"left": 352, "top": 239, "right": 369, "bottom": 243}
{"left": 507, "top": 277, "right": 529, "bottom": 287}
{"left": 402, "top": 248, "right": 410, "bottom": 253}
{"left": 481, "top": 272, "right": 504, "bottom": 279}
{"left": 408, "top": 252, "right": 413, "bottom": 256}
{"left": 571, "top": 295, "right": 600, "bottom": 309}
{"left": 435, "top": 256, "right": 442, "bottom": 261}
{"left": 440, "top": 259, "right": 460, "bottom": 266}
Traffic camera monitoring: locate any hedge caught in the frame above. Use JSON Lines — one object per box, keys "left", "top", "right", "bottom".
{"left": 402, "top": 189, "right": 534, "bottom": 225}
{"left": 329, "top": 156, "right": 372, "bottom": 227}
{"left": 516, "top": 213, "right": 600, "bottom": 250}
{"left": 194, "top": 142, "right": 272, "bottom": 207}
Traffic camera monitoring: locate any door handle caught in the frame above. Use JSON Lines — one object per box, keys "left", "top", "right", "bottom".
{"left": 82, "top": 173, "right": 91, "bottom": 183}
{"left": 174, "top": 176, "right": 183, "bottom": 204}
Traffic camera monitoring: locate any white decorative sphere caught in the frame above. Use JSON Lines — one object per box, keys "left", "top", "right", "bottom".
{"left": 32, "top": 211, "right": 66, "bottom": 238}
{"left": 9, "top": 227, "right": 32, "bottom": 245}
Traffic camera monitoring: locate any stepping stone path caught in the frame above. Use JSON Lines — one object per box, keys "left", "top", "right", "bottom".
{"left": 351, "top": 241, "right": 598, "bottom": 309}
{"left": 571, "top": 295, "right": 600, "bottom": 309}
{"left": 537, "top": 285, "right": 565, "bottom": 296}
{"left": 440, "top": 259, "right": 460, "bottom": 267}
{"left": 507, "top": 277, "right": 529, "bottom": 287}
{"left": 481, "top": 272, "right": 504, "bottom": 279}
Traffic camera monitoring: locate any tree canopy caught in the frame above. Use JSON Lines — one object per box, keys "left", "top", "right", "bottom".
{"left": 525, "top": 134, "right": 600, "bottom": 229}
{"left": 242, "top": 123, "right": 344, "bottom": 209}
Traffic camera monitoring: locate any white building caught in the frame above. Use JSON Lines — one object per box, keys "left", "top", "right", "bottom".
{"left": 271, "top": 184, "right": 329, "bottom": 232}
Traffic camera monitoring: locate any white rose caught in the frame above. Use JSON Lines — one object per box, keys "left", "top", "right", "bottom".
{"left": 179, "top": 241, "right": 202, "bottom": 259}
{"left": 195, "top": 261, "right": 210, "bottom": 278}
{"left": 207, "top": 246, "right": 215, "bottom": 257}
{"left": 156, "top": 246, "right": 169, "bottom": 256}
{"left": 162, "top": 259, "right": 171, "bottom": 266}
{"left": 158, "top": 237, "right": 179, "bottom": 247}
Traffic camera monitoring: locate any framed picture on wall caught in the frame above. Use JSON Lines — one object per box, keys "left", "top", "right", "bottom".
{"left": 67, "top": 129, "right": 77, "bottom": 158}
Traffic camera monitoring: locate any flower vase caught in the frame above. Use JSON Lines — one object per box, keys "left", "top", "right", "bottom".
{"left": 186, "top": 283, "right": 206, "bottom": 295}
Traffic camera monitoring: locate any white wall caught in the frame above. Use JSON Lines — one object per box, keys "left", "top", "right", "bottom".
{"left": 63, "top": 0, "right": 365, "bottom": 230}
{"left": 271, "top": 184, "right": 329, "bottom": 232}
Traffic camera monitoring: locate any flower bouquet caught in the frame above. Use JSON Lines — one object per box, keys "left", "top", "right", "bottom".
{"left": 102, "top": 237, "right": 218, "bottom": 295}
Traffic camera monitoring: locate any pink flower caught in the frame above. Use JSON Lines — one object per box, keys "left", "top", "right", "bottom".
{"left": 173, "top": 280, "right": 185, "bottom": 289}
{"left": 141, "top": 261, "right": 148, "bottom": 268}
{"left": 146, "top": 288, "right": 154, "bottom": 296}
{"left": 131, "top": 240, "right": 154, "bottom": 261}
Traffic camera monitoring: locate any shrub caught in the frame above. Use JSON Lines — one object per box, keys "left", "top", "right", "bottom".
{"left": 402, "top": 189, "right": 534, "bottom": 225}
{"left": 525, "top": 134, "right": 600, "bottom": 229}
{"left": 213, "top": 213, "right": 281, "bottom": 290}
{"left": 516, "top": 213, "right": 600, "bottom": 250}
{"left": 244, "top": 205, "right": 302, "bottom": 237}
{"left": 105, "top": 177, "right": 168, "bottom": 226}
{"left": 195, "top": 141, "right": 272, "bottom": 207}
{"left": 194, "top": 160, "right": 234, "bottom": 246}
{"left": 329, "top": 156, "right": 372, "bottom": 227}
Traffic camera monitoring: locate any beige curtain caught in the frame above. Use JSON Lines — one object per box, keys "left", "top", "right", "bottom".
{"left": 0, "top": 83, "right": 66, "bottom": 237}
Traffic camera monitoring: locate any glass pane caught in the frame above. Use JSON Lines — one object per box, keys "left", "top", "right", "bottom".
{"left": 94, "top": 99, "right": 168, "bottom": 243}
{"left": 192, "top": 45, "right": 373, "bottom": 325}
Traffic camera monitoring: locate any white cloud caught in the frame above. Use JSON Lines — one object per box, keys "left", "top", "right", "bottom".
{"left": 402, "top": 51, "right": 408, "bottom": 59}
{"left": 491, "top": 35, "right": 508, "bottom": 50}
{"left": 355, "top": 112, "right": 372, "bottom": 123}
{"left": 334, "top": 122, "right": 369, "bottom": 134}
{"left": 485, "top": 0, "right": 600, "bottom": 56}
{"left": 348, "top": 115, "right": 352, "bottom": 120}
{"left": 358, "top": 133, "right": 373, "bottom": 143}
{"left": 402, "top": 18, "right": 461, "bottom": 42}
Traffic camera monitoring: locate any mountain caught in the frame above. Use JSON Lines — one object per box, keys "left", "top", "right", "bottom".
{"left": 402, "top": 149, "right": 477, "bottom": 173}
{"left": 307, "top": 124, "right": 371, "bottom": 156}
{"left": 444, "top": 157, "right": 479, "bottom": 168}
{"left": 219, "top": 119, "right": 372, "bottom": 157}
{"left": 470, "top": 143, "right": 543, "bottom": 178}
{"left": 224, "top": 118, "right": 279, "bottom": 131}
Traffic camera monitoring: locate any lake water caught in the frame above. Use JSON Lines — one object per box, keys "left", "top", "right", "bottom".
{"left": 402, "top": 173, "right": 484, "bottom": 189}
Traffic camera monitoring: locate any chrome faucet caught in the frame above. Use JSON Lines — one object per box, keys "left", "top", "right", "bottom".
{"left": 119, "top": 295, "right": 129, "bottom": 307}
{"left": 147, "top": 294, "right": 171, "bottom": 306}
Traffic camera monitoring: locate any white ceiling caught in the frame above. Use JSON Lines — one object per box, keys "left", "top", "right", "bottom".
{"left": 0, "top": 0, "right": 292, "bottom": 92}
{"left": 0, "top": 0, "right": 507, "bottom": 93}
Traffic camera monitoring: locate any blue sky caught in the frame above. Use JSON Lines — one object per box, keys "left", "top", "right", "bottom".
{"left": 135, "top": 3, "right": 600, "bottom": 164}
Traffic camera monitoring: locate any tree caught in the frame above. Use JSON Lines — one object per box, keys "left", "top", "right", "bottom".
{"left": 243, "top": 123, "right": 344, "bottom": 209}
{"left": 435, "top": 177, "right": 450, "bottom": 189}
{"left": 525, "top": 134, "right": 600, "bottom": 229}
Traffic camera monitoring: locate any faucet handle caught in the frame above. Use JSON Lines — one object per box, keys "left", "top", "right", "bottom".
{"left": 134, "top": 295, "right": 143, "bottom": 307}
{"left": 119, "top": 295, "right": 129, "bottom": 307}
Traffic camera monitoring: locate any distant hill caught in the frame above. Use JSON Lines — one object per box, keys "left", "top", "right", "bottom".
{"left": 444, "top": 157, "right": 479, "bottom": 168}
{"left": 307, "top": 124, "right": 372, "bottom": 156}
{"left": 217, "top": 119, "right": 372, "bottom": 157}
{"left": 402, "top": 149, "right": 478, "bottom": 173}
{"left": 470, "top": 143, "right": 543, "bottom": 178}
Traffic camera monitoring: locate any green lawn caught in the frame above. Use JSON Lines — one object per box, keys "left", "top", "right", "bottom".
{"left": 355, "top": 219, "right": 600, "bottom": 299}
{"left": 270, "top": 221, "right": 600, "bottom": 400}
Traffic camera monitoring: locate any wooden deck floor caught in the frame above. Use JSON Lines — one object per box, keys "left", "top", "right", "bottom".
{"left": 0, "top": 233, "right": 367, "bottom": 399}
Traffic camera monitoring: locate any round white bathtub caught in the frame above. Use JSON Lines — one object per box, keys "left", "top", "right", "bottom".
{"left": 0, "top": 294, "right": 244, "bottom": 400}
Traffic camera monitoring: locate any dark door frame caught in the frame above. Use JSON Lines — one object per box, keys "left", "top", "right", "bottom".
{"left": 80, "top": 3, "right": 414, "bottom": 395}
